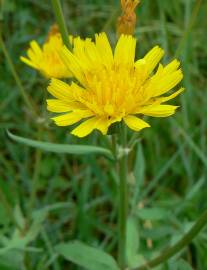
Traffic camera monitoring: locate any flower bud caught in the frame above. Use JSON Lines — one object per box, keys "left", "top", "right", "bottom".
{"left": 117, "top": 0, "right": 140, "bottom": 36}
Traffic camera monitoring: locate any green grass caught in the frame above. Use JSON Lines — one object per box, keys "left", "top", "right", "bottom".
{"left": 0, "top": 0, "right": 207, "bottom": 269}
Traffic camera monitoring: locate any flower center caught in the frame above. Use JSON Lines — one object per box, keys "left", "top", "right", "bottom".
{"left": 79, "top": 64, "right": 145, "bottom": 119}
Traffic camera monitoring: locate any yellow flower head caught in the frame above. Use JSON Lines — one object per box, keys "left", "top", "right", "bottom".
{"left": 47, "top": 33, "right": 184, "bottom": 138}
{"left": 20, "top": 31, "right": 71, "bottom": 79}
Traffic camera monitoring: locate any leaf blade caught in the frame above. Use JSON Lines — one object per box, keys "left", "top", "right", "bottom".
{"left": 7, "top": 130, "right": 113, "bottom": 159}
{"left": 126, "top": 216, "right": 140, "bottom": 268}
{"left": 55, "top": 241, "right": 120, "bottom": 270}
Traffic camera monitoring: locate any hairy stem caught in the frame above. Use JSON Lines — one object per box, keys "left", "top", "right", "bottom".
{"left": 118, "top": 125, "right": 128, "bottom": 269}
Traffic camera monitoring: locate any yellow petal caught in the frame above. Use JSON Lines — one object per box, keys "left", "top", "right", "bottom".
{"left": 114, "top": 35, "right": 136, "bottom": 66}
{"left": 47, "top": 78, "right": 75, "bottom": 101}
{"left": 20, "top": 56, "right": 38, "bottom": 69}
{"left": 27, "top": 48, "right": 38, "bottom": 63}
{"left": 52, "top": 110, "right": 93, "bottom": 126}
{"left": 157, "top": 70, "right": 183, "bottom": 96}
{"left": 30, "top": 40, "right": 42, "bottom": 56}
{"left": 84, "top": 39, "right": 102, "bottom": 66}
{"left": 134, "top": 59, "right": 149, "bottom": 84}
{"left": 47, "top": 99, "right": 85, "bottom": 113}
{"left": 140, "top": 104, "right": 178, "bottom": 117}
{"left": 72, "top": 37, "right": 93, "bottom": 70}
{"left": 71, "top": 117, "right": 99, "bottom": 137}
{"left": 154, "top": 87, "right": 184, "bottom": 104}
{"left": 95, "top": 118, "right": 112, "bottom": 135}
{"left": 60, "top": 46, "right": 85, "bottom": 85}
{"left": 141, "top": 46, "right": 164, "bottom": 74}
{"left": 124, "top": 115, "right": 150, "bottom": 131}
{"left": 145, "top": 66, "right": 183, "bottom": 98}
{"left": 47, "top": 100, "right": 72, "bottom": 113}
{"left": 95, "top": 33, "right": 113, "bottom": 67}
{"left": 27, "top": 42, "right": 42, "bottom": 63}
{"left": 162, "top": 59, "right": 180, "bottom": 73}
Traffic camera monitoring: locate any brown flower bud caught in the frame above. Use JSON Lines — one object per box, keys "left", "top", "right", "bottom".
{"left": 117, "top": 0, "right": 140, "bottom": 36}
{"left": 46, "top": 24, "right": 60, "bottom": 41}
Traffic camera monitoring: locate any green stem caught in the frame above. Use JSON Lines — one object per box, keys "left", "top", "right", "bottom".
{"left": 135, "top": 208, "right": 207, "bottom": 270}
{"left": 118, "top": 125, "right": 128, "bottom": 269}
{"left": 111, "top": 134, "right": 117, "bottom": 157}
{"left": 51, "top": 0, "right": 71, "bottom": 49}
{"left": 0, "top": 33, "right": 37, "bottom": 116}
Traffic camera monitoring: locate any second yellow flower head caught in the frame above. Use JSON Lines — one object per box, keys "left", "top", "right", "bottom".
{"left": 20, "top": 31, "right": 71, "bottom": 79}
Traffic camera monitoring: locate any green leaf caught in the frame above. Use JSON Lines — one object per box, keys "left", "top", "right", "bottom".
{"left": 55, "top": 241, "right": 120, "bottom": 270}
{"left": 186, "top": 176, "right": 205, "bottom": 200}
{"left": 177, "top": 259, "right": 193, "bottom": 270}
{"left": 7, "top": 130, "right": 113, "bottom": 159}
{"left": 0, "top": 250, "right": 23, "bottom": 270}
{"left": 169, "top": 258, "right": 193, "bottom": 270}
{"left": 0, "top": 206, "right": 45, "bottom": 255}
{"left": 134, "top": 144, "right": 145, "bottom": 188}
{"left": 136, "top": 207, "right": 169, "bottom": 221}
{"left": 13, "top": 205, "right": 25, "bottom": 230}
{"left": 132, "top": 143, "right": 145, "bottom": 207}
{"left": 126, "top": 216, "right": 140, "bottom": 268}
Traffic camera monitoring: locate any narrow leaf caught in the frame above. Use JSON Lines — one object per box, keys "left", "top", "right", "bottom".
{"left": 7, "top": 130, "right": 113, "bottom": 159}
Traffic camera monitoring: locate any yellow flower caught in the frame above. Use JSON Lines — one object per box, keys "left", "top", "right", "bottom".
{"left": 47, "top": 33, "right": 184, "bottom": 138}
{"left": 20, "top": 33, "right": 71, "bottom": 79}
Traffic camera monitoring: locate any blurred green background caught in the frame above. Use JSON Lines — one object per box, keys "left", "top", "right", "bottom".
{"left": 0, "top": 0, "right": 207, "bottom": 269}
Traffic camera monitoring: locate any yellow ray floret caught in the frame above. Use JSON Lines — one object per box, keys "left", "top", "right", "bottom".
{"left": 20, "top": 33, "right": 72, "bottom": 79}
{"left": 46, "top": 33, "right": 184, "bottom": 137}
